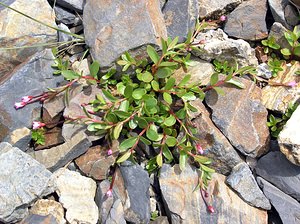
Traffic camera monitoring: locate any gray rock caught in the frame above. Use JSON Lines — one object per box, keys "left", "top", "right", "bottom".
{"left": 226, "top": 163, "right": 271, "bottom": 210}
{"left": 58, "top": 23, "right": 74, "bottom": 43}
{"left": 163, "top": 0, "right": 199, "bottom": 42}
{"left": 285, "top": 4, "right": 299, "bottom": 26}
{"left": 205, "top": 77, "right": 270, "bottom": 158}
{"left": 198, "top": 0, "right": 242, "bottom": 19}
{"left": 0, "top": 49, "right": 63, "bottom": 143}
{"left": 106, "top": 199, "right": 127, "bottom": 224}
{"left": 257, "top": 177, "right": 300, "bottom": 224}
{"left": 257, "top": 63, "right": 272, "bottom": 79}
{"left": 150, "top": 216, "right": 169, "bottom": 224}
{"left": 0, "top": 142, "right": 53, "bottom": 223}
{"left": 255, "top": 151, "right": 300, "bottom": 201}
{"left": 83, "top": 0, "right": 167, "bottom": 68}
{"left": 278, "top": 106, "right": 300, "bottom": 166}
{"left": 29, "top": 131, "right": 91, "bottom": 172}
{"left": 192, "top": 29, "right": 258, "bottom": 67}
{"left": 54, "top": 0, "right": 85, "bottom": 12}
{"left": 54, "top": 5, "right": 81, "bottom": 25}
{"left": 224, "top": 0, "right": 268, "bottom": 40}
{"left": 19, "top": 214, "right": 58, "bottom": 224}
{"left": 118, "top": 161, "right": 151, "bottom": 224}
{"left": 269, "top": 22, "right": 291, "bottom": 50}
{"left": 268, "top": 0, "right": 291, "bottom": 29}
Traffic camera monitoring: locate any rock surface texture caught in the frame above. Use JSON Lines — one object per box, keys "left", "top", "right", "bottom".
{"left": 198, "top": 0, "right": 242, "bottom": 18}
{"left": 83, "top": 0, "right": 167, "bottom": 67}
{"left": 0, "top": 142, "right": 53, "bottom": 223}
{"left": 205, "top": 77, "right": 269, "bottom": 157}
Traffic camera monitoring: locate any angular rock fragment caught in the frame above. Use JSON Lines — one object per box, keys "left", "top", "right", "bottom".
{"left": 268, "top": 0, "right": 291, "bottom": 29}
{"left": 51, "top": 0, "right": 85, "bottom": 12}
{"left": 0, "top": 142, "right": 53, "bottom": 223}
{"left": 106, "top": 199, "right": 127, "bottom": 224}
{"left": 19, "top": 214, "right": 58, "bottom": 224}
{"left": 54, "top": 5, "right": 81, "bottom": 25}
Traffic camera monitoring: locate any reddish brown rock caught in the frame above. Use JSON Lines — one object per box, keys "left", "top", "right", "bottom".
{"left": 205, "top": 77, "right": 269, "bottom": 158}
{"left": 75, "top": 140, "right": 119, "bottom": 180}
{"left": 35, "top": 127, "right": 64, "bottom": 151}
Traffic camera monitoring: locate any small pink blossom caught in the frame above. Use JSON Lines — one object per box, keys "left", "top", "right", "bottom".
{"left": 87, "top": 109, "right": 96, "bottom": 114}
{"left": 286, "top": 81, "right": 297, "bottom": 87}
{"left": 207, "top": 205, "right": 215, "bottom": 213}
{"left": 219, "top": 15, "right": 227, "bottom": 21}
{"left": 196, "top": 144, "right": 204, "bottom": 154}
{"left": 107, "top": 149, "right": 113, "bottom": 156}
{"left": 106, "top": 189, "right": 113, "bottom": 197}
{"left": 21, "top": 96, "right": 33, "bottom": 103}
{"left": 32, "top": 121, "right": 46, "bottom": 130}
{"left": 14, "top": 102, "right": 26, "bottom": 110}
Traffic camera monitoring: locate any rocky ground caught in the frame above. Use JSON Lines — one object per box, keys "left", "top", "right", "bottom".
{"left": 0, "top": 0, "right": 300, "bottom": 224}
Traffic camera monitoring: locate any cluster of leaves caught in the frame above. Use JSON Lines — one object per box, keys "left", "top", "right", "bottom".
{"left": 267, "top": 102, "right": 299, "bottom": 138}
{"left": 31, "top": 129, "right": 45, "bottom": 145}
{"left": 280, "top": 27, "right": 300, "bottom": 59}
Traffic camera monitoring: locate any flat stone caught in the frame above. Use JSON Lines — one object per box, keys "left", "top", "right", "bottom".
{"left": 224, "top": 0, "right": 268, "bottom": 41}
{"left": 257, "top": 177, "right": 300, "bottom": 224}
{"left": 255, "top": 151, "right": 300, "bottom": 201}
{"left": 54, "top": 5, "right": 81, "bottom": 25}
{"left": 163, "top": 0, "right": 198, "bottom": 42}
{"left": 0, "top": 49, "right": 63, "bottom": 143}
{"left": 226, "top": 163, "right": 271, "bottom": 210}
{"left": 159, "top": 164, "right": 267, "bottom": 224}
{"left": 52, "top": 168, "right": 99, "bottom": 224}
{"left": 30, "top": 199, "right": 66, "bottom": 224}
{"left": 192, "top": 101, "right": 244, "bottom": 175}
{"left": 10, "top": 127, "right": 31, "bottom": 145}
{"left": 75, "top": 140, "right": 119, "bottom": 180}
{"left": 29, "top": 131, "right": 91, "bottom": 172}
{"left": 192, "top": 29, "right": 258, "bottom": 67}
{"left": 35, "top": 127, "right": 64, "bottom": 151}
{"left": 0, "top": 142, "right": 53, "bottom": 223}
{"left": 0, "top": 0, "right": 57, "bottom": 78}
{"left": 261, "top": 61, "right": 300, "bottom": 113}
{"left": 205, "top": 77, "right": 270, "bottom": 157}
{"left": 53, "top": 0, "right": 85, "bottom": 12}
{"left": 268, "top": 0, "right": 291, "bottom": 29}
{"left": 198, "top": 0, "right": 242, "bottom": 19}
{"left": 83, "top": 0, "right": 167, "bottom": 67}
{"left": 278, "top": 106, "right": 300, "bottom": 165}
{"left": 19, "top": 214, "right": 58, "bottom": 224}
{"left": 106, "top": 199, "right": 127, "bottom": 224}
{"left": 150, "top": 216, "right": 169, "bottom": 224}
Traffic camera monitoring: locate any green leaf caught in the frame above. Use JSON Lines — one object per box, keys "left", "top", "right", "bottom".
{"left": 137, "top": 117, "right": 148, "bottom": 129}
{"left": 129, "top": 119, "right": 138, "bottom": 129}
{"left": 119, "top": 136, "right": 138, "bottom": 151}
{"left": 119, "top": 100, "right": 129, "bottom": 112}
{"left": 146, "top": 125, "right": 159, "bottom": 141}
{"left": 147, "top": 45, "right": 160, "bottom": 64}
{"left": 164, "top": 115, "right": 176, "bottom": 127}
{"left": 200, "top": 164, "right": 215, "bottom": 173}
{"left": 156, "top": 154, "right": 163, "bottom": 167}
{"left": 162, "top": 145, "right": 174, "bottom": 161}
{"left": 156, "top": 67, "right": 173, "bottom": 78}
{"left": 161, "top": 38, "right": 168, "bottom": 54}
{"left": 182, "top": 92, "right": 196, "bottom": 101}
{"left": 168, "top": 36, "right": 179, "bottom": 49}
{"left": 117, "top": 151, "right": 132, "bottom": 163}
{"left": 166, "top": 136, "right": 177, "bottom": 147}
{"left": 194, "top": 155, "right": 211, "bottom": 164}
{"left": 179, "top": 151, "right": 187, "bottom": 171}
{"left": 210, "top": 73, "right": 219, "bottom": 86}
{"left": 124, "top": 85, "right": 133, "bottom": 98}
{"left": 159, "top": 61, "right": 178, "bottom": 67}
{"left": 226, "top": 78, "right": 245, "bottom": 89}
{"left": 132, "top": 88, "right": 146, "bottom": 100}
{"left": 213, "top": 87, "right": 225, "bottom": 95}
{"left": 294, "top": 46, "right": 300, "bottom": 56}
{"left": 113, "top": 123, "right": 123, "bottom": 139}
{"left": 163, "top": 92, "right": 172, "bottom": 104}
{"left": 61, "top": 70, "right": 80, "bottom": 80}
{"left": 89, "top": 61, "right": 100, "bottom": 79}
{"left": 101, "top": 68, "right": 116, "bottom": 80}
{"left": 102, "top": 89, "right": 117, "bottom": 102}
{"left": 140, "top": 136, "right": 151, "bottom": 145}
{"left": 106, "top": 113, "right": 118, "bottom": 123}
{"left": 178, "top": 74, "right": 191, "bottom": 87}
{"left": 281, "top": 48, "right": 291, "bottom": 56}
{"left": 176, "top": 108, "right": 186, "bottom": 119}
{"left": 151, "top": 80, "right": 160, "bottom": 91}
{"left": 165, "top": 77, "right": 175, "bottom": 90}
{"left": 142, "top": 71, "right": 153, "bottom": 83}
{"left": 114, "top": 110, "right": 131, "bottom": 119}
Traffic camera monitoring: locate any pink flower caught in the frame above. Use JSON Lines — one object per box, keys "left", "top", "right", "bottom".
{"left": 207, "top": 205, "right": 215, "bottom": 213}
{"left": 32, "top": 121, "right": 46, "bottom": 130}
{"left": 219, "top": 15, "right": 227, "bottom": 21}
{"left": 196, "top": 144, "right": 204, "bottom": 154}
{"left": 286, "top": 81, "right": 297, "bottom": 87}
{"left": 106, "top": 189, "right": 113, "bottom": 197}
{"left": 21, "top": 96, "right": 33, "bottom": 103}
{"left": 14, "top": 102, "right": 26, "bottom": 110}
{"left": 107, "top": 149, "right": 113, "bottom": 156}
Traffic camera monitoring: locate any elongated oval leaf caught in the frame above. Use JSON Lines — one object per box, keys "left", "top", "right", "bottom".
{"left": 151, "top": 80, "right": 160, "bottom": 91}
{"left": 132, "top": 88, "right": 146, "bottom": 100}
{"left": 166, "top": 136, "right": 177, "bottom": 147}
{"left": 179, "top": 151, "right": 187, "bottom": 171}
{"left": 102, "top": 89, "right": 117, "bottom": 102}
{"left": 164, "top": 115, "right": 176, "bottom": 127}
{"left": 119, "top": 136, "right": 138, "bottom": 151}
{"left": 156, "top": 154, "right": 163, "bottom": 167}
{"left": 117, "top": 150, "right": 132, "bottom": 163}
{"left": 61, "top": 70, "right": 80, "bottom": 81}
{"left": 113, "top": 123, "right": 123, "bottom": 139}
{"left": 225, "top": 78, "right": 245, "bottom": 89}
{"left": 165, "top": 77, "right": 175, "bottom": 90}
{"left": 210, "top": 73, "right": 219, "bottom": 86}
{"left": 89, "top": 61, "right": 100, "bottom": 78}
{"left": 147, "top": 45, "right": 160, "bottom": 64}
{"left": 162, "top": 145, "right": 174, "bottom": 161}
{"left": 163, "top": 92, "right": 172, "bottom": 104}
{"left": 156, "top": 67, "right": 173, "bottom": 78}
{"left": 178, "top": 74, "right": 191, "bottom": 87}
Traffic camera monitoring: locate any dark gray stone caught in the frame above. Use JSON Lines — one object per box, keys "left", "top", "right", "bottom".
{"left": 0, "top": 49, "right": 63, "bottom": 143}
{"left": 257, "top": 63, "right": 272, "bottom": 79}
{"left": 54, "top": 5, "right": 81, "bottom": 25}
{"left": 0, "top": 142, "right": 53, "bottom": 223}
{"left": 269, "top": 22, "right": 291, "bottom": 50}
{"left": 257, "top": 177, "right": 300, "bottom": 224}
{"left": 224, "top": 0, "right": 268, "bottom": 40}
{"left": 226, "top": 163, "right": 271, "bottom": 210}
{"left": 163, "top": 0, "right": 199, "bottom": 42}
{"left": 119, "top": 161, "right": 151, "bottom": 224}
{"left": 255, "top": 151, "right": 300, "bottom": 201}
{"left": 285, "top": 4, "right": 299, "bottom": 26}
{"left": 58, "top": 23, "right": 74, "bottom": 43}
{"left": 54, "top": 0, "right": 85, "bottom": 12}
{"left": 83, "top": 0, "right": 167, "bottom": 68}
{"left": 19, "top": 214, "right": 58, "bottom": 224}
{"left": 95, "top": 180, "right": 114, "bottom": 223}
{"left": 268, "top": 0, "right": 291, "bottom": 29}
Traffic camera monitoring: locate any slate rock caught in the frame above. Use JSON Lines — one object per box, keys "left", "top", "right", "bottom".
{"left": 192, "top": 101, "right": 243, "bottom": 174}
{"left": 0, "top": 0, "right": 57, "bottom": 78}
{"left": 95, "top": 180, "right": 114, "bottom": 223}
{"left": 0, "top": 49, "right": 63, "bottom": 143}
{"left": 285, "top": 4, "right": 299, "bottom": 26}
{"left": 150, "top": 216, "right": 169, "bottom": 224}
{"left": 53, "top": 0, "right": 85, "bottom": 12}
{"left": 226, "top": 163, "right": 271, "bottom": 210}
{"left": 58, "top": 23, "right": 74, "bottom": 43}
{"left": 290, "top": 0, "right": 300, "bottom": 7}
{"left": 0, "top": 142, "right": 53, "bottom": 223}
{"left": 257, "top": 177, "right": 300, "bottom": 224}
{"left": 278, "top": 106, "right": 300, "bottom": 165}
{"left": 255, "top": 151, "right": 300, "bottom": 201}
{"left": 269, "top": 22, "right": 291, "bottom": 51}
{"left": 192, "top": 28, "right": 258, "bottom": 67}
{"left": 163, "top": 0, "right": 199, "bottom": 42}
{"left": 106, "top": 199, "right": 127, "bottom": 224}
{"left": 257, "top": 63, "right": 272, "bottom": 79}
{"left": 19, "top": 214, "right": 58, "bottom": 224}
{"left": 159, "top": 164, "right": 267, "bottom": 224}
{"left": 83, "top": 0, "right": 167, "bottom": 67}
{"left": 54, "top": 5, "right": 81, "bottom": 25}
{"left": 52, "top": 168, "right": 99, "bottom": 224}
{"left": 198, "top": 0, "right": 242, "bottom": 19}
{"left": 29, "top": 131, "right": 91, "bottom": 172}
{"left": 205, "top": 77, "right": 270, "bottom": 158}
{"left": 224, "top": 0, "right": 268, "bottom": 41}
{"left": 268, "top": 0, "right": 291, "bottom": 29}
{"left": 34, "top": 127, "right": 64, "bottom": 151}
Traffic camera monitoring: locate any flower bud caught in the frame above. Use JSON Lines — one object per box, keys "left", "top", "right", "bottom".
{"left": 286, "top": 81, "right": 297, "bottom": 87}
{"left": 107, "top": 149, "right": 113, "bottom": 156}
{"left": 21, "top": 96, "right": 33, "bottom": 103}
{"left": 196, "top": 144, "right": 204, "bottom": 154}
{"left": 14, "top": 102, "right": 26, "bottom": 110}
{"left": 219, "top": 15, "right": 227, "bottom": 21}
{"left": 32, "top": 121, "right": 46, "bottom": 130}
{"left": 207, "top": 205, "right": 215, "bottom": 213}
{"left": 106, "top": 189, "right": 113, "bottom": 197}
